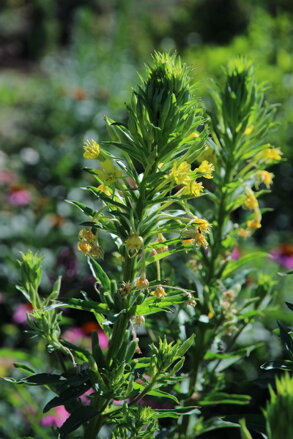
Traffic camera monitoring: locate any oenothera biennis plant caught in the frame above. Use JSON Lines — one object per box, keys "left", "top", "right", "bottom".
{"left": 9, "top": 55, "right": 283, "bottom": 439}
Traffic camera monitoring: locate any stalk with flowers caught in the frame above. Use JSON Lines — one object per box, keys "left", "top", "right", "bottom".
{"left": 7, "top": 54, "right": 286, "bottom": 439}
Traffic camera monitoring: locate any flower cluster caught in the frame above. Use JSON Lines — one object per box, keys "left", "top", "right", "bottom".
{"left": 77, "top": 228, "right": 104, "bottom": 258}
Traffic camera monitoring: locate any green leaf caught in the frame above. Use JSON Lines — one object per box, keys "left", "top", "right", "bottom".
{"left": 239, "top": 418, "right": 253, "bottom": 439}
{"left": 14, "top": 363, "right": 36, "bottom": 374}
{"left": 222, "top": 252, "right": 268, "bottom": 278}
{"left": 195, "top": 417, "right": 240, "bottom": 435}
{"left": 66, "top": 200, "right": 96, "bottom": 217}
{"left": 198, "top": 392, "right": 251, "bottom": 406}
{"left": 88, "top": 257, "right": 111, "bottom": 291}
{"left": 277, "top": 321, "right": 293, "bottom": 352}
{"left": 176, "top": 335, "right": 195, "bottom": 356}
{"left": 59, "top": 406, "right": 98, "bottom": 438}
{"left": 22, "top": 373, "right": 64, "bottom": 385}
{"left": 48, "top": 298, "right": 108, "bottom": 315}
{"left": 133, "top": 382, "right": 179, "bottom": 404}
{"left": 154, "top": 406, "right": 200, "bottom": 419}
{"left": 44, "top": 383, "right": 91, "bottom": 412}
{"left": 260, "top": 360, "right": 293, "bottom": 371}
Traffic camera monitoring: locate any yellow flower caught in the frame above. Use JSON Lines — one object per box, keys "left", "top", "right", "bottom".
{"left": 170, "top": 161, "right": 191, "bottom": 185}
{"left": 244, "top": 125, "right": 254, "bottom": 135}
{"left": 238, "top": 228, "right": 250, "bottom": 238}
{"left": 247, "top": 219, "right": 261, "bottom": 230}
{"left": 78, "top": 228, "right": 96, "bottom": 242}
{"left": 181, "top": 181, "right": 203, "bottom": 197}
{"left": 194, "top": 232, "right": 208, "bottom": 248}
{"left": 83, "top": 139, "right": 100, "bottom": 159}
{"left": 125, "top": 234, "right": 144, "bottom": 253}
{"left": 243, "top": 190, "right": 258, "bottom": 210}
{"left": 183, "top": 238, "right": 195, "bottom": 245}
{"left": 151, "top": 285, "right": 167, "bottom": 300}
{"left": 195, "top": 160, "right": 214, "bottom": 179}
{"left": 188, "top": 131, "right": 199, "bottom": 139}
{"left": 136, "top": 275, "right": 149, "bottom": 290}
{"left": 193, "top": 217, "right": 211, "bottom": 234}
{"left": 96, "top": 160, "right": 123, "bottom": 185}
{"left": 260, "top": 148, "right": 282, "bottom": 162}
{"left": 97, "top": 184, "right": 112, "bottom": 196}
{"left": 77, "top": 241, "right": 92, "bottom": 255}
{"left": 256, "top": 171, "right": 274, "bottom": 188}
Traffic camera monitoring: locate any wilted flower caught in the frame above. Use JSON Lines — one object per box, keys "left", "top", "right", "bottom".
{"left": 136, "top": 275, "right": 149, "bottom": 290}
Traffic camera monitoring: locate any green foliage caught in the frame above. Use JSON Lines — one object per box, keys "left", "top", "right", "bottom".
{"left": 263, "top": 373, "right": 293, "bottom": 439}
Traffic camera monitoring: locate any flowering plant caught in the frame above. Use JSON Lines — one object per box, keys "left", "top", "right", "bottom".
{"left": 7, "top": 53, "right": 287, "bottom": 439}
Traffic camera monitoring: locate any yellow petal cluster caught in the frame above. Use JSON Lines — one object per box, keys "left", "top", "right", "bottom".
{"left": 260, "top": 147, "right": 282, "bottom": 162}
{"left": 194, "top": 232, "right": 208, "bottom": 249}
{"left": 243, "top": 190, "right": 258, "bottom": 210}
{"left": 193, "top": 217, "right": 211, "bottom": 234}
{"left": 83, "top": 139, "right": 100, "bottom": 159}
{"left": 170, "top": 161, "right": 191, "bottom": 185}
{"left": 181, "top": 181, "right": 203, "bottom": 197}
{"left": 195, "top": 160, "right": 214, "bottom": 179}
{"left": 256, "top": 171, "right": 274, "bottom": 188}
{"left": 96, "top": 160, "right": 123, "bottom": 185}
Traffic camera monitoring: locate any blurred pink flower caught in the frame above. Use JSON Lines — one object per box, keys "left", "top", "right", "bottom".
{"left": 0, "top": 170, "right": 15, "bottom": 184}
{"left": 12, "top": 303, "right": 33, "bottom": 324}
{"left": 40, "top": 406, "right": 70, "bottom": 428}
{"left": 62, "top": 327, "right": 84, "bottom": 344}
{"left": 8, "top": 185, "right": 31, "bottom": 206}
{"left": 271, "top": 243, "right": 293, "bottom": 270}
{"left": 231, "top": 247, "right": 240, "bottom": 260}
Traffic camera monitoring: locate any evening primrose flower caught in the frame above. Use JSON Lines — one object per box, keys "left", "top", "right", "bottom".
{"left": 194, "top": 232, "right": 208, "bottom": 248}
{"left": 238, "top": 228, "right": 250, "bottom": 238}
{"left": 247, "top": 219, "right": 261, "bottom": 230}
{"left": 77, "top": 241, "right": 92, "bottom": 255}
{"left": 170, "top": 161, "right": 191, "bottom": 185}
{"left": 151, "top": 285, "right": 167, "bottom": 299}
{"left": 260, "top": 147, "right": 282, "bottom": 162}
{"left": 135, "top": 275, "right": 149, "bottom": 290}
{"left": 193, "top": 217, "right": 211, "bottom": 234}
{"left": 243, "top": 190, "right": 258, "bottom": 210}
{"left": 181, "top": 181, "right": 203, "bottom": 197}
{"left": 195, "top": 160, "right": 214, "bottom": 179}
{"left": 256, "top": 170, "right": 274, "bottom": 188}
{"left": 97, "top": 184, "right": 112, "bottom": 196}
{"left": 96, "top": 160, "right": 123, "bottom": 185}
{"left": 83, "top": 139, "right": 100, "bottom": 159}
{"left": 78, "top": 229, "right": 96, "bottom": 242}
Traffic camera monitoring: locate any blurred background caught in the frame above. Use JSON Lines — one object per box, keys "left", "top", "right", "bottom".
{"left": 0, "top": 0, "right": 293, "bottom": 437}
